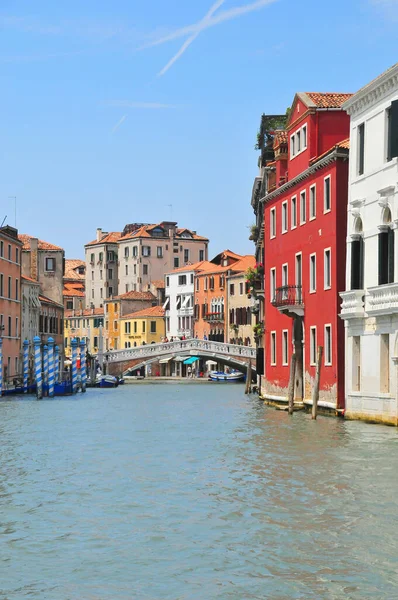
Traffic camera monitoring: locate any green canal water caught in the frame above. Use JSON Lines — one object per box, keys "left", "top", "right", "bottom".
{"left": 1, "top": 384, "right": 398, "bottom": 599}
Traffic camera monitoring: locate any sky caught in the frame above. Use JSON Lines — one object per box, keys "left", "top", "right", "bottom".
{"left": 0, "top": 0, "right": 397, "bottom": 259}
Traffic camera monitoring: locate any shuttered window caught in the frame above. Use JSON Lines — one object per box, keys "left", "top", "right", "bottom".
{"left": 351, "top": 238, "right": 364, "bottom": 290}
{"left": 387, "top": 100, "right": 398, "bottom": 162}
{"left": 378, "top": 229, "right": 394, "bottom": 285}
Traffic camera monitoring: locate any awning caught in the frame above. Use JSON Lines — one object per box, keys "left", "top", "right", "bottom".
{"left": 162, "top": 297, "right": 170, "bottom": 309}
{"left": 173, "top": 356, "right": 186, "bottom": 362}
{"left": 206, "top": 360, "right": 217, "bottom": 366}
{"left": 183, "top": 356, "right": 199, "bottom": 365}
{"left": 159, "top": 357, "right": 172, "bottom": 364}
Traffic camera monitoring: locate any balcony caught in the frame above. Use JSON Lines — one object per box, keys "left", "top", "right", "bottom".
{"left": 178, "top": 307, "right": 194, "bottom": 317}
{"left": 204, "top": 312, "right": 225, "bottom": 323}
{"left": 366, "top": 282, "right": 398, "bottom": 316}
{"left": 340, "top": 290, "right": 365, "bottom": 319}
{"left": 272, "top": 285, "right": 304, "bottom": 317}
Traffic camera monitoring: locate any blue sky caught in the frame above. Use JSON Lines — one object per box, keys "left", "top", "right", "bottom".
{"left": 0, "top": 0, "right": 397, "bottom": 259}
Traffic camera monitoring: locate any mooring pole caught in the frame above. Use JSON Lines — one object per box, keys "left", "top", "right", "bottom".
{"left": 48, "top": 337, "right": 55, "bottom": 398}
{"left": 33, "top": 336, "right": 42, "bottom": 400}
{"left": 71, "top": 338, "right": 78, "bottom": 394}
{"left": 54, "top": 345, "right": 60, "bottom": 384}
{"left": 287, "top": 352, "right": 296, "bottom": 416}
{"left": 245, "top": 361, "right": 251, "bottom": 394}
{"left": 23, "top": 339, "right": 29, "bottom": 393}
{"left": 80, "top": 339, "right": 87, "bottom": 393}
{"left": 43, "top": 344, "right": 49, "bottom": 397}
{"left": 312, "top": 346, "right": 323, "bottom": 420}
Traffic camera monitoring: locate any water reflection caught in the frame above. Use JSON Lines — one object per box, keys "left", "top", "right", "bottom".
{"left": 0, "top": 386, "right": 397, "bottom": 599}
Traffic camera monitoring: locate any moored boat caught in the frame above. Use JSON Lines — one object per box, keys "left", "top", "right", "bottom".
{"left": 96, "top": 374, "right": 119, "bottom": 388}
{"left": 208, "top": 370, "right": 244, "bottom": 382}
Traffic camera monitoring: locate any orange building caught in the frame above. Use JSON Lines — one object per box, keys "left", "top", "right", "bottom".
{"left": 194, "top": 251, "right": 254, "bottom": 342}
{"left": 0, "top": 226, "right": 22, "bottom": 381}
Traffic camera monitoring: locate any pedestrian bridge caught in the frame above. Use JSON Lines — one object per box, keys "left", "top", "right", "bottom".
{"left": 105, "top": 339, "right": 257, "bottom": 372}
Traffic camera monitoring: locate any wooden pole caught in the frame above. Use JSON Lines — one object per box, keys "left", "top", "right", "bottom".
{"left": 287, "top": 352, "right": 296, "bottom": 415}
{"left": 312, "top": 346, "right": 323, "bottom": 420}
{"left": 245, "top": 361, "right": 251, "bottom": 394}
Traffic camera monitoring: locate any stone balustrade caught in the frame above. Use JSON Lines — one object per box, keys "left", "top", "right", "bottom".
{"left": 366, "top": 283, "right": 398, "bottom": 315}
{"left": 339, "top": 290, "right": 365, "bottom": 319}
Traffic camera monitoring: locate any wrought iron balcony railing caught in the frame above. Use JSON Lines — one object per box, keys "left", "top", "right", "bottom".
{"left": 204, "top": 312, "right": 225, "bottom": 322}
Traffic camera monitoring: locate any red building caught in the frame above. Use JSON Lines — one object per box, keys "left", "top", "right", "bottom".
{"left": 262, "top": 92, "right": 351, "bottom": 409}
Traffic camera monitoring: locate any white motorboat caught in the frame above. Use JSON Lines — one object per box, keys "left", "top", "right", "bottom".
{"left": 208, "top": 370, "right": 244, "bottom": 382}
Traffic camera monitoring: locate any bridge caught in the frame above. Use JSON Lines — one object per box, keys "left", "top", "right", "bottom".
{"left": 103, "top": 339, "right": 257, "bottom": 377}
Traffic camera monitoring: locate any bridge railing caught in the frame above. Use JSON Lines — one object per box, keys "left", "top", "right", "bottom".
{"left": 105, "top": 339, "right": 256, "bottom": 363}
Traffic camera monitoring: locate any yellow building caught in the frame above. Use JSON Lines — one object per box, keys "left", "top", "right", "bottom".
{"left": 119, "top": 305, "right": 165, "bottom": 349}
{"left": 64, "top": 308, "right": 104, "bottom": 357}
{"left": 104, "top": 291, "right": 157, "bottom": 351}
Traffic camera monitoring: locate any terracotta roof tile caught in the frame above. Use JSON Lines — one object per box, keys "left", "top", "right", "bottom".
{"left": 119, "top": 223, "right": 208, "bottom": 242}
{"left": 39, "top": 294, "right": 64, "bottom": 308}
{"left": 151, "top": 279, "right": 165, "bottom": 289}
{"left": 86, "top": 232, "right": 121, "bottom": 246}
{"left": 121, "top": 305, "right": 165, "bottom": 319}
{"left": 309, "top": 138, "right": 350, "bottom": 165}
{"left": 18, "top": 234, "right": 63, "bottom": 251}
{"left": 113, "top": 290, "right": 156, "bottom": 301}
{"left": 305, "top": 92, "right": 353, "bottom": 108}
{"left": 64, "top": 259, "right": 85, "bottom": 280}
{"left": 167, "top": 261, "right": 207, "bottom": 274}
{"left": 274, "top": 130, "right": 288, "bottom": 146}
{"left": 65, "top": 307, "right": 104, "bottom": 317}
{"left": 21, "top": 275, "right": 39, "bottom": 284}
{"left": 63, "top": 287, "right": 85, "bottom": 297}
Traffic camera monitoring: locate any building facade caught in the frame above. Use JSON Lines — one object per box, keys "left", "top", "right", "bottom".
{"left": 64, "top": 308, "right": 105, "bottom": 357}
{"left": 19, "top": 235, "right": 64, "bottom": 306}
{"left": 262, "top": 92, "right": 351, "bottom": 409}
{"left": 63, "top": 259, "right": 85, "bottom": 311}
{"left": 21, "top": 275, "right": 41, "bottom": 343}
{"left": 104, "top": 291, "right": 157, "bottom": 351}
{"left": 119, "top": 305, "right": 165, "bottom": 348}
{"left": 165, "top": 264, "right": 199, "bottom": 339}
{"left": 340, "top": 64, "right": 398, "bottom": 424}
{"left": 85, "top": 229, "right": 120, "bottom": 309}
{"left": 0, "top": 226, "right": 22, "bottom": 381}
{"left": 227, "top": 263, "right": 256, "bottom": 346}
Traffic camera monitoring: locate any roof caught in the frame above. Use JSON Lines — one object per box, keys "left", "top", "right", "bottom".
{"left": 119, "top": 223, "right": 208, "bottom": 242}
{"left": 151, "top": 279, "right": 165, "bottom": 289}
{"left": 18, "top": 234, "right": 63, "bottom": 251}
{"left": 113, "top": 290, "right": 156, "bottom": 301}
{"left": 39, "top": 294, "right": 64, "bottom": 308}
{"left": 167, "top": 261, "right": 207, "bottom": 274}
{"left": 342, "top": 63, "right": 398, "bottom": 112}
{"left": 309, "top": 138, "right": 350, "bottom": 165}
{"left": 63, "top": 287, "right": 85, "bottom": 298}
{"left": 303, "top": 92, "right": 353, "bottom": 108}
{"left": 22, "top": 275, "right": 39, "bottom": 284}
{"left": 86, "top": 232, "right": 121, "bottom": 247}
{"left": 121, "top": 305, "right": 165, "bottom": 319}
{"left": 274, "top": 130, "right": 288, "bottom": 146}
{"left": 65, "top": 307, "right": 104, "bottom": 318}
{"left": 64, "top": 259, "right": 85, "bottom": 280}
{"left": 229, "top": 255, "right": 256, "bottom": 273}
{"left": 337, "top": 138, "right": 350, "bottom": 149}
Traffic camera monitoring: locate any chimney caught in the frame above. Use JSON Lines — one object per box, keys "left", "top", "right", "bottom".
{"left": 96, "top": 228, "right": 103, "bottom": 242}
{"left": 30, "top": 237, "right": 39, "bottom": 281}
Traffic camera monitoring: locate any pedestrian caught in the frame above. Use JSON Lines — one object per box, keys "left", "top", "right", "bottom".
{"left": 187, "top": 365, "right": 192, "bottom": 378}
{"left": 204, "top": 334, "right": 208, "bottom": 341}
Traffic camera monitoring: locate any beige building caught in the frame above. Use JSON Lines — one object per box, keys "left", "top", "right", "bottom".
{"left": 85, "top": 229, "right": 120, "bottom": 308}
{"left": 227, "top": 263, "right": 256, "bottom": 346}
{"left": 19, "top": 235, "right": 65, "bottom": 306}
{"left": 21, "top": 275, "right": 41, "bottom": 343}
{"left": 64, "top": 259, "right": 85, "bottom": 311}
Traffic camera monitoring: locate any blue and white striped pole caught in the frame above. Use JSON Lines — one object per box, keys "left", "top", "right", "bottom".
{"left": 43, "top": 344, "right": 48, "bottom": 397}
{"left": 71, "top": 338, "right": 78, "bottom": 394}
{"left": 33, "top": 336, "right": 42, "bottom": 400}
{"left": 80, "top": 339, "right": 87, "bottom": 393}
{"left": 0, "top": 338, "right": 3, "bottom": 397}
{"left": 54, "top": 345, "right": 60, "bottom": 385}
{"left": 23, "top": 339, "right": 29, "bottom": 393}
{"left": 48, "top": 337, "right": 55, "bottom": 398}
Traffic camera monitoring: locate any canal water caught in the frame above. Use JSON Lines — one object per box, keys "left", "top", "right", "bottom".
{"left": 1, "top": 385, "right": 398, "bottom": 599}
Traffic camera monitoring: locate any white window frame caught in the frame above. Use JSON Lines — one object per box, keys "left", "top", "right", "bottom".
{"left": 309, "top": 253, "right": 316, "bottom": 293}
{"left": 270, "top": 267, "right": 276, "bottom": 302}
{"left": 282, "top": 263, "right": 288, "bottom": 287}
{"left": 309, "top": 184, "right": 316, "bottom": 220}
{"left": 290, "top": 123, "right": 308, "bottom": 159}
{"left": 324, "top": 324, "right": 332, "bottom": 366}
{"left": 302, "top": 124, "right": 307, "bottom": 150}
{"left": 324, "top": 175, "right": 331, "bottom": 213}
{"left": 282, "top": 330, "right": 288, "bottom": 366}
{"left": 324, "top": 248, "right": 331, "bottom": 290}
{"left": 282, "top": 201, "right": 288, "bottom": 234}
{"left": 291, "top": 196, "right": 297, "bottom": 229}
{"left": 290, "top": 135, "right": 295, "bottom": 158}
{"left": 270, "top": 207, "right": 276, "bottom": 239}
{"left": 270, "top": 331, "right": 276, "bottom": 365}
{"left": 310, "top": 326, "right": 317, "bottom": 366}
{"left": 300, "top": 190, "right": 306, "bottom": 225}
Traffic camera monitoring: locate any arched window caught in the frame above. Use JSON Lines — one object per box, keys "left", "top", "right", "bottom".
{"left": 351, "top": 216, "right": 364, "bottom": 290}
{"left": 379, "top": 207, "right": 394, "bottom": 285}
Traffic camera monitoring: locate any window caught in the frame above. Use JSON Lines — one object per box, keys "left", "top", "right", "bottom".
{"left": 270, "top": 332, "right": 276, "bottom": 365}
{"left": 174, "top": 257, "right": 179, "bottom": 268}
{"left": 166, "top": 276, "right": 170, "bottom": 287}
{"left": 133, "top": 265, "right": 136, "bottom": 275}
{"left": 282, "top": 263, "right": 288, "bottom": 287}
{"left": 150, "top": 321, "right": 156, "bottom": 333}
{"left": 7, "top": 244, "right": 11, "bottom": 260}
{"left": 134, "top": 321, "right": 137, "bottom": 333}
{"left": 125, "top": 265, "right": 128, "bottom": 275}
{"left": 300, "top": 191, "right": 306, "bottom": 224}
{"left": 309, "top": 254, "right": 316, "bottom": 292}
{"left": 196, "top": 278, "right": 199, "bottom": 291}
{"left": 386, "top": 101, "right": 398, "bottom": 162}
{"left": 191, "top": 274, "right": 194, "bottom": 284}
{"left": 302, "top": 124, "right": 307, "bottom": 149}
{"left": 295, "top": 253, "right": 302, "bottom": 301}
{"left": 324, "top": 176, "right": 331, "bottom": 212}
{"left": 99, "top": 252, "right": 103, "bottom": 262}
{"left": 157, "top": 246, "right": 163, "bottom": 258}
{"left": 0, "top": 241, "right": 3, "bottom": 257}
{"left": 296, "top": 129, "right": 301, "bottom": 153}
{"left": 108, "top": 268, "right": 113, "bottom": 279}
{"left": 124, "top": 247, "right": 129, "bottom": 258}
{"left": 125, "top": 284, "right": 129, "bottom": 293}
{"left": 239, "top": 282, "right": 243, "bottom": 295}
{"left": 310, "top": 185, "right": 316, "bottom": 220}
{"left": 282, "top": 330, "right": 288, "bottom": 366}
{"left": 143, "top": 265, "right": 148, "bottom": 275}
{"left": 282, "top": 201, "right": 288, "bottom": 233}
{"left": 133, "top": 246, "right": 138, "bottom": 257}
{"left": 124, "top": 321, "right": 130, "bottom": 334}
{"left": 91, "top": 289, "right": 94, "bottom": 298}
{"left": 8, "top": 276, "right": 11, "bottom": 298}
{"left": 270, "top": 267, "right": 276, "bottom": 302}
{"left": 379, "top": 216, "right": 394, "bottom": 285}
{"left": 15, "top": 278, "right": 19, "bottom": 300}
{"left": 324, "top": 325, "right": 332, "bottom": 365}
{"left": 45, "top": 257, "right": 55, "bottom": 272}
{"left": 351, "top": 236, "right": 364, "bottom": 290}
{"left": 270, "top": 207, "right": 276, "bottom": 238}
{"left": 230, "top": 283, "right": 235, "bottom": 296}
{"left": 184, "top": 249, "right": 189, "bottom": 263}
{"left": 358, "top": 123, "right": 365, "bottom": 175}
{"left": 142, "top": 246, "right": 151, "bottom": 257}
{"left": 310, "top": 327, "right": 317, "bottom": 366}
{"left": 352, "top": 336, "right": 361, "bottom": 392}
{"left": 100, "top": 288, "right": 103, "bottom": 298}
{"left": 0, "top": 274, "right": 2, "bottom": 296}
{"left": 8, "top": 315, "right": 11, "bottom": 337}
{"left": 142, "top": 321, "right": 146, "bottom": 333}
{"left": 291, "top": 196, "right": 297, "bottom": 229}
{"left": 91, "top": 271, "right": 94, "bottom": 280}
{"left": 100, "top": 270, "right": 103, "bottom": 279}
{"left": 290, "top": 135, "right": 295, "bottom": 157}
{"left": 178, "top": 275, "right": 187, "bottom": 285}
{"left": 15, "top": 247, "right": 19, "bottom": 264}
{"left": 324, "top": 249, "right": 331, "bottom": 289}
{"left": 90, "top": 253, "right": 95, "bottom": 263}
{"left": 66, "top": 300, "right": 73, "bottom": 310}
{"left": 199, "top": 250, "right": 204, "bottom": 262}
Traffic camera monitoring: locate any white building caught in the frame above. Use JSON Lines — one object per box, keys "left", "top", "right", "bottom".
{"left": 164, "top": 264, "right": 199, "bottom": 339}
{"left": 340, "top": 63, "right": 398, "bottom": 425}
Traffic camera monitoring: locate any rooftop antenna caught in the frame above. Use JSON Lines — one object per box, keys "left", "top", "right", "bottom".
{"left": 0, "top": 215, "right": 6, "bottom": 228}
{"left": 8, "top": 197, "right": 16, "bottom": 227}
